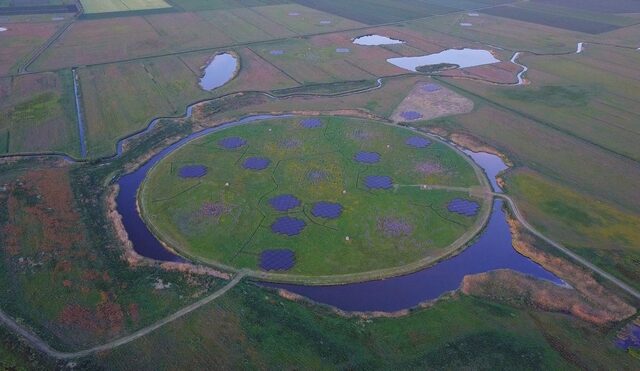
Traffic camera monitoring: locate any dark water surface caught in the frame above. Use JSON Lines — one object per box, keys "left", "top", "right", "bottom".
{"left": 199, "top": 53, "right": 238, "bottom": 91}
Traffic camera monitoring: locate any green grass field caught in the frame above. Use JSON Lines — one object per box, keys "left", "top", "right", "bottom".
{"left": 88, "top": 282, "right": 636, "bottom": 369}
{"left": 80, "top": 0, "right": 172, "bottom": 14}
{"left": 0, "top": 71, "right": 79, "bottom": 156}
{"left": 141, "top": 117, "right": 484, "bottom": 276}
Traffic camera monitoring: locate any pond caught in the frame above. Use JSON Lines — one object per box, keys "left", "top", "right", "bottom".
{"left": 353, "top": 34, "right": 404, "bottom": 46}
{"left": 199, "top": 53, "right": 238, "bottom": 91}
{"left": 388, "top": 48, "right": 500, "bottom": 72}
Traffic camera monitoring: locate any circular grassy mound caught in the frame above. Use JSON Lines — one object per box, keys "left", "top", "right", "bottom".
{"left": 140, "top": 117, "right": 489, "bottom": 279}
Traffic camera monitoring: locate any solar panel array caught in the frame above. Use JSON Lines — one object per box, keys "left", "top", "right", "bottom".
{"left": 260, "top": 249, "right": 296, "bottom": 271}
{"left": 354, "top": 151, "right": 381, "bottom": 164}
{"left": 243, "top": 157, "right": 271, "bottom": 170}
{"left": 269, "top": 194, "right": 302, "bottom": 212}
{"left": 405, "top": 136, "right": 431, "bottom": 148}
{"left": 364, "top": 175, "right": 393, "bottom": 190}
{"left": 447, "top": 198, "right": 480, "bottom": 217}
{"left": 218, "top": 136, "right": 247, "bottom": 149}
{"left": 178, "top": 165, "right": 208, "bottom": 178}
{"left": 400, "top": 111, "right": 424, "bottom": 120}
{"left": 422, "top": 83, "right": 442, "bottom": 92}
{"left": 311, "top": 201, "right": 343, "bottom": 219}
{"left": 307, "top": 170, "right": 329, "bottom": 184}
{"left": 299, "top": 118, "right": 323, "bottom": 128}
{"left": 271, "top": 216, "right": 307, "bottom": 236}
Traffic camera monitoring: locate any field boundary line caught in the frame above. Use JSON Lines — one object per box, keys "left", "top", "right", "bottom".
{"left": 0, "top": 271, "right": 247, "bottom": 359}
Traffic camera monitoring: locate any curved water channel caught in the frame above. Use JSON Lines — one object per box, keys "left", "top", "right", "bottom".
{"left": 116, "top": 115, "right": 564, "bottom": 312}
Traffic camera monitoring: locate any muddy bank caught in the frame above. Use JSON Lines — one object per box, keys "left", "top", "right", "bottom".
{"left": 275, "top": 287, "right": 451, "bottom": 319}
{"left": 504, "top": 215, "right": 635, "bottom": 324}
{"left": 461, "top": 269, "right": 632, "bottom": 325}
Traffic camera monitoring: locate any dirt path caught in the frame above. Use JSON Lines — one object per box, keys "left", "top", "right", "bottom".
{"left": 495, "top": 193, "right": 640, "bottom": 301}
{"left": 0, "top": 270, "right": 247, "bottom": 359}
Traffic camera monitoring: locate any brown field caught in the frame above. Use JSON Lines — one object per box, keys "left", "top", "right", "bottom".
{"left": 0, "top": 21, "right": 61, "bottom": 75}
{"left": 0, "top": 164, "right": 222, "bottom": 349}
{"left": 390, "top": 82, "right": 474, "bottom": 122}
{"left": 215, "top": 48, "right": 299, "bottom": 93}
{"left": 439, "top": 61, "right": 520, "bottom": 84}
{"left": 251, "top": 3, "right": 365, "bottom": 35}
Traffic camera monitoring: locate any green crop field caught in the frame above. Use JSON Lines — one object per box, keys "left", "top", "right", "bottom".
{"left": 0, "top": 71, "right": 79, "bottom": 156}
{"left": 80, "top": 0, "right": 172, "bottom": 14}
{"left": 141, "top": 117, "right": 486, "bottom": 277}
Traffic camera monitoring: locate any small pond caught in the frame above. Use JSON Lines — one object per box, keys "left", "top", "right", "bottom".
{"left": 388, "top": 48, "right": 500, "bottom": 72}
{"left": 353, "top": 34, "right": 405, "bottom": 46}
{"left": 199, "top": 53, "right": 238, "bottom": 91}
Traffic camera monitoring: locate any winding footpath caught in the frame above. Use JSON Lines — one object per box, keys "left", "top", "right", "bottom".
{"left": 0, "top": 271, "right": 247, "bottom": 359}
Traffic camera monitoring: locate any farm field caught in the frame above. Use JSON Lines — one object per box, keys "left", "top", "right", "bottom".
{"left": 446, "top": 46, "right": 640, "bottom": 162}
{"left": 79, "top": 0, "right": 171, "bottom": 14}
{"left": 141, "top": 117, "right": 486, "bottom": 276}
{"left": 504, "top": 169, "right": 640, "bottom": 290}
{"left": 0, "top": 20, "right": 62, "bottom": 75}
{"left": 0, "top": 70, "right": 78, "bottom": 156}
{"left": 78, "top": 55, "right": 211, "bottom": 157}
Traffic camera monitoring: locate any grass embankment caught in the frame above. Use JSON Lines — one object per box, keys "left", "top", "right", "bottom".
{"left": 141, "top": 117, "right": 483, "bottom": 276}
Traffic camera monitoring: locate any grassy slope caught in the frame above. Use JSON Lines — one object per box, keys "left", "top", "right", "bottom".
{"left": 89, "top": 282, "right": 637, "bottom": 369}
{"left": 141, "top": 117, "right": 481, "bottom": 275}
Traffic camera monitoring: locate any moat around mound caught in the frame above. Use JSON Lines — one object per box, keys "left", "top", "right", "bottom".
{"left": 140, "top": 117, "right": 487, "bottom": 277}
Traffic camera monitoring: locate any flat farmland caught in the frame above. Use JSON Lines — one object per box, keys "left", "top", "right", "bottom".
{"left": 0, "top": 71, "right": 78, "bottom": 156}
{"left": 142, "top": 12, "right": 235, "bottom": 50}
{"left": 426, "top": 103, "right": 640, "bottom": 213}
{"left": 31, "top": 17, "right": 165, "bottom": 70}
{"left": 292, "top": 0, "right": 458, "bottom": 25}
{"left": 252, "top": 3, "right": 365, "bottom": 35}
{"left": 407, "top": 13, "right": 582, "bottom": 54}
{"left": 197, "top": 7, "right": 295, "bottom": 40}
{"left": 201, "top": 48, "right": 299, "bottom": 93}
{"left": 531, "top": 0, "right": 640, "bottom": 14}
{"left": 0, "top": 21, "right": 61, "bottom": 75}
{"left": 450, "top": 46, "right": 640, "bottom": 161}
{"left": 80, "top": 0, "right": 171, "bottom": 14}
{"left": 252, "top": 38, "right": 373, "bottom": 84}
{"left": 169, "top": 0, "right": 287, "bottom": 11}
{"left": 78, "top": 56, "right": 209, "bottom": 157}
{"left": 481, "top": 5, "right": 623, "bottom": 34}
